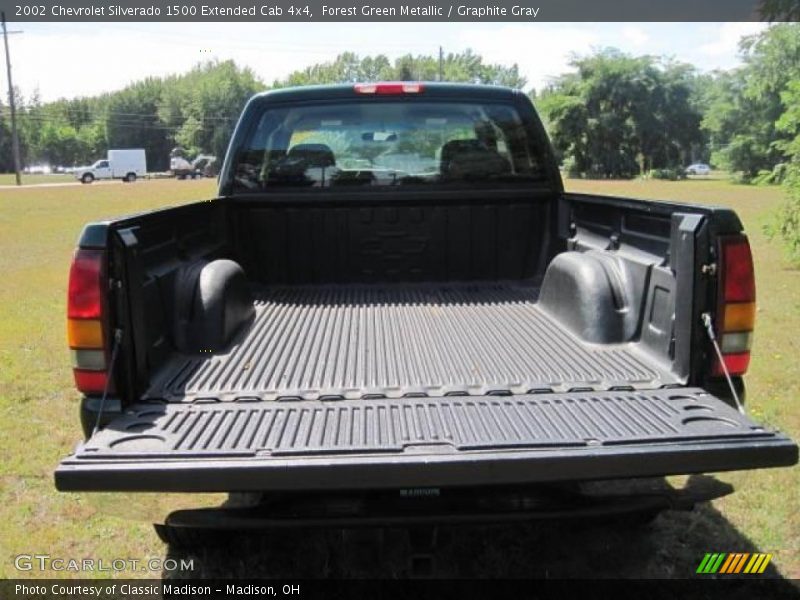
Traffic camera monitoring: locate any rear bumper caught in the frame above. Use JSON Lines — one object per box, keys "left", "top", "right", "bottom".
{"left": 161, "top": 477, "right": 736, "bottom": 530}
{"left": 55, "top": 388, "right": 797, "bottom": 493}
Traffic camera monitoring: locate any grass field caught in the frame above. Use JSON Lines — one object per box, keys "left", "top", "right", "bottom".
{"left": 0, "top": 177, "right": 797, "bottom": 581}
{"left": 0, "top": 174, "right": 75, "bottom": 186}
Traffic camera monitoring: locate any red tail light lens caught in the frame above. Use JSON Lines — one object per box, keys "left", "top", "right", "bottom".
{"left": 721, "top": 237, "right": 755, "bottom": 303}
{"left": 713, "top": 235, "right": 756, "bottom": 377}
{"left": 73, "top": 369, "right": 108, "bottom": 395}
{"left": 67, "top": 248, "right": 109, "bottom": 394}
{"left": 354, "top": 82, "right": 424, "bottom": 95}
{"left": 68, "top": 248, "right": 104, "bottom": 319}
{"left": 713, "top": 353, "right": 751, "bottom": 378}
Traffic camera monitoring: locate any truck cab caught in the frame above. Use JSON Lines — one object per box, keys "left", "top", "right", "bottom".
{"left": 75, "top": 159, "right": 111, "bottom": 183}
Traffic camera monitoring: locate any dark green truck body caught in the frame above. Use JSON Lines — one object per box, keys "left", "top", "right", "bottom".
{"left": 56, "top": 84, "right": 796, "bottom": 520}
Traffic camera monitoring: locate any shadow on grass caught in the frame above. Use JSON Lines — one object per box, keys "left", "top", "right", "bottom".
{"left": 159, "top": 500, "right": 799, "bottom": 588}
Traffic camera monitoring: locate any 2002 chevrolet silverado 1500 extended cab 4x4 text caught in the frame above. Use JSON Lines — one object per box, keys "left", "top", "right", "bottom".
{"left": 56, "top": 82, "right": 797, "bottom": 542}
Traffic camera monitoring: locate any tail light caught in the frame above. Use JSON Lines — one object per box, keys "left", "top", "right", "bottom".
{"left": 67, "top": 248, "right": 109, "bottom": 394}
{"left": 712, "top": 235, "right": 755, "bottom": 377}
{"left": 354, "top": 82, "right": 424, "bottom": 95}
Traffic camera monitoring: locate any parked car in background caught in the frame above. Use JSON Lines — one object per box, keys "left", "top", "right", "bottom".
{"left": 75, "top": 149, "right": 147, "bottom": 184}
{"left": 685, "top": 163, "right": 711, "bottom": 176}
{"left": 170, "top": 155, "right": 198, "bottom": 179}
{"left": 169, "top": 153, "right": 218, "bottom": 179}
{"left": 193, "top": 154, "right": 219, "bottom": 177}
{"left": 24, "top": 164, "right": 52, "bottom": 175}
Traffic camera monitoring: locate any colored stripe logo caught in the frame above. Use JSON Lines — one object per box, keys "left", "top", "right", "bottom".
{"left": 696, "top": 553, "right": 772, "bottom": 574}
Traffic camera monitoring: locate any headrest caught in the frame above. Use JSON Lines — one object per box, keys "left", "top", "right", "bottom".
{"left": 286, "top": 143, "right": 336, "bottom": 168}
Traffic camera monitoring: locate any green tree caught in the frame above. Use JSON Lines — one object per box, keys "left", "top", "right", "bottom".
{"left": 536, "top": 49, "right": 703, "bottom": 178}
{"left": 17, "top": 90, "right": 44, "bottom": 167}
{"left": 37, "top": 122, "right": 83, "bottom": 166}
{"left": 275, "top": 50, "right": 526, "bottom": 88}
{"left": 104, "top": 78, "right": 171, "bottom": 170}
{"left": 158, "top": 60, "right": 261, "bottom": 163}
{"left": 76, "top": 120, "right": 107, "bottom": 165}
{"left": 16, "top": 93, "right": 114, "bottom": 167}
{"left": 0, "top": 99, "right": 14, "bottom": 172}
{"left": 760, "top": 0, "right": 800, "bottom": 21}
{"left": 767, "top": 73, "right": 800, "bottom": 264}
{"left": 703, "top": 24, "right": 800, "bottom": 179}
{"left": 3, "top": 60, "right": 263, "bottom": 171}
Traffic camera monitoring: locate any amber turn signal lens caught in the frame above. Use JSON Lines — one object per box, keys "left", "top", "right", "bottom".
{"left": 67, "top": 318, "right": 104, "bottom": 349}
{"left": 722, "top": 302, "right": 756, "bottom": 332}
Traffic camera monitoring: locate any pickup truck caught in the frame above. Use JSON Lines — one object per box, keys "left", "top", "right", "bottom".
{"left": 56, "top": 83, "right": 797, "bottom": 545}
{"left": 74, "top": 149, "right": 147, "bottom": 184}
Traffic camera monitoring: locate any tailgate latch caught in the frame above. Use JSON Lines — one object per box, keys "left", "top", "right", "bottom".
{"left": 701, "top": 313, "right": 744, "bottom": 415}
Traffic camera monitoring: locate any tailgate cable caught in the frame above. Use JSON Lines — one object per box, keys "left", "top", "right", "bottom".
{"left": 701, "top": 313, "right": 744, "bottom": 415}
{"left": 92, "top": 329, "right": 123, "bottom": 436}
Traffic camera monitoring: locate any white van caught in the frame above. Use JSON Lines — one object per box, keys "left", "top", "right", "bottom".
{"left": 75, "top": 149, "right": 147, "bottom": 183}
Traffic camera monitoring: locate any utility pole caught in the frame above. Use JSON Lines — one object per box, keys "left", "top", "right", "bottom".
{"left": 1, "top": 11, "right": 23, "bottom": 186}
{"left": 438, "top": 46, "right": 444, "bottom": 82}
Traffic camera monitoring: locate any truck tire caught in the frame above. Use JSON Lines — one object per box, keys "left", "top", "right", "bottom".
{"left": 124, "top": 172, "right": 137, "bottom": 183}
{"left": 81, "top": 173, "right": 94, "bottom": 184}
{"left": 153, "top": 523, "right": 232, "bottom": 550}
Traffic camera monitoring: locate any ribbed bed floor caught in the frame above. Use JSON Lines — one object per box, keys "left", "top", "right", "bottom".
{"left": 146, "top": 284, "right": 675, "bottom": 402}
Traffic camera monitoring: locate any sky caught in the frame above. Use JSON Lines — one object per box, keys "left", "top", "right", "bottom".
{"left": 2, "top": 21, "right": 768, "bottom": 102}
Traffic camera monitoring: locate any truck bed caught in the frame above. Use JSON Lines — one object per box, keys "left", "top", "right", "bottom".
{"left": 145, "top": 282, "right": 677, "bottom": 403}
{"left": 58, "top": 86, "right": 799, "bottom": 497}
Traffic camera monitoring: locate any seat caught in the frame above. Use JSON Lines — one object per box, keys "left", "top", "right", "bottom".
{"left": 286, "top": 143, "right": 336, "bottom": 168}
{"left": 440, "top": 139, "right": 511, "bottom": 180}
{"left": 268, "top": 143, "right": 337, "bottom": 187}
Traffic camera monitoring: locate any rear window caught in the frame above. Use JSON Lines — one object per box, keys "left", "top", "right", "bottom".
{"left": 229, "top": 101, "right": 547, "bottom": 192}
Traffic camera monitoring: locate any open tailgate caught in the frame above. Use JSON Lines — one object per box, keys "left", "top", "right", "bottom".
{"left": 56, "top": 388, "right": 797, "bottom": 492}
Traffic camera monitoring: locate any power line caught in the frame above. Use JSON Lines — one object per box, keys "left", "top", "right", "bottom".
{"left": 2, "top": 110, "right": 236, "bottom": 122}
{"left": 1, "top": 105, "right": 236, "bottom": 120}
{"left": 1, "top": 111, "right": 232, "bottom": 133}
{"left": 1, "top": 107, "right": 237, "bottom": 122}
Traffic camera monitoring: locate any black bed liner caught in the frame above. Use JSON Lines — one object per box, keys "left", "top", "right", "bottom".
{"left": 145, "top": 283, "right": 676, "bottom": 402}
{"left": 55, "top": 388, "right": 797, "bottom": 492}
